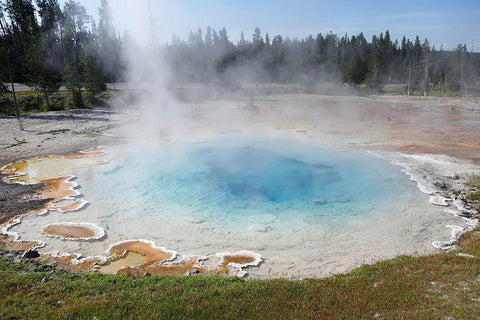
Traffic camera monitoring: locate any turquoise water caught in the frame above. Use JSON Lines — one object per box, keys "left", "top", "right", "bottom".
{"left": 91, "top": 139, "right": 426, "bottom": 231}
{"left": 13, "top": 137, "right": 456, "bottom": 277}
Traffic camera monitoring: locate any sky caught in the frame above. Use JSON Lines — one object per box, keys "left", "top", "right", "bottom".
{"left": 61, "top": 0, "right": 480, "bottom": 51}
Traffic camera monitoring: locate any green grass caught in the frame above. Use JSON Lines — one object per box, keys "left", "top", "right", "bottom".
{"left": 469, "top": 191, "right": 480, "bottom": 201}
{"left": 467, "top": 175, "right": 480, "bottom": 188}
{"left": 0, "top": 91, "right": 113, "bottom": 116}
{"left": 466, "top": 175, "right": 480, "bottom": 202}
{"left": 1, "top": 230, "right": 480, "bottom": 319}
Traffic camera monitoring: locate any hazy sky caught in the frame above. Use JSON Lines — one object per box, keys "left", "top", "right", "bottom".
{"left": 61, "top": 0, "right": 480, "bottom": 51}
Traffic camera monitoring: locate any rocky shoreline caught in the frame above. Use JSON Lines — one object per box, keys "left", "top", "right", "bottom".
{"left": 0, "top": 247, "right": 58, "bottom": 273}
{"left": 374, "top": 151, "right": 480, "bottom": 249}
{"left": 0, "top": 180, "right": 51, "bottom": 225}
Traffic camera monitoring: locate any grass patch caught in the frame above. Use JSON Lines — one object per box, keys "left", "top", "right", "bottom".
{"left": 466, "top": 175, "right": 480, "bottom": 201}
{"left": 0, "top": 91, "right": 113, "bottom": 116}
{"left": 1, "top": 229, "right": 480, "bottom": 319}
{"left": 467, "top": 175, "right": 480, "bottom": 188}
{"left": 469, "top": 191, "right": 480, "bottom": 201}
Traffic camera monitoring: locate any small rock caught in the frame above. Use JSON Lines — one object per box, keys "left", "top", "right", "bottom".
{"left": 143, "top": 272, "right": 151, "bottom": 277}
{"left": 56, "top": 300, "right": 64, "bottom": 307}
{"left": 185, "top": 269, "right": 200, "bottom": 276}
{"left": 433, "top": 181, "right": 447, "bottom": 189}
{"left": 23, "top": 250, "right": 40, "bottom": 259}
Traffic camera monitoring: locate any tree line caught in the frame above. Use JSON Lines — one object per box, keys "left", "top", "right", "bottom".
{"left": 0, "top": 0, "right": 121, "bottom": 110}
{"left": 167, "top": 27, "right": 479, "bottom": 96}
{"left": 1, "top": 0, "right": 479, "bottom": 112}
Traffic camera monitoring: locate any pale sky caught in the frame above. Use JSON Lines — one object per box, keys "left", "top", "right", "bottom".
{"left": 61, "top": 0, "right": 480, "bottom": 51}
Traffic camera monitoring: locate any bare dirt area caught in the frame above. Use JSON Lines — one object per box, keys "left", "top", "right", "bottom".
{"left": 0, "top": 109, "right": 122, "bottom": 164}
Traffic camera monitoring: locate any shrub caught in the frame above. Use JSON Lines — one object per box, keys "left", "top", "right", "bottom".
{"left": 47, "top": 102, "right": 65, "bottom": 111}
{"left": 20, "top": 97, "right": 43, "bottom": 112}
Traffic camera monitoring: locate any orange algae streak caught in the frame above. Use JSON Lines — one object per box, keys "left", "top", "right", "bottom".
{"left": 216, "top": 251, "right": 263, "bottom": 276}
{"left": 0, "top": 234, "right": 42, "bottom": 251}
{"left": 1, "top": 149, "right": 104, "bottom": 184}
{"left": 41, "top": 253, "right": 103, "bottom": 273}
{"left": 217, "top": 255, "right": 256, "bottom": 274}
{"left": 1, "top": 159, "right": 29, "bottom": 175}
{"left": 222, "top": 255, "right": 256, "bottom": 266}
{"left": 63, "top": 150, "right": 105, "bottom": 159}
{"left": 108, "top": 240, "right": 176, "bottom": 264}
{"left": 1, "top": 158, "right": 39, "bottom": 183}
{"left": 58, "top": 200, "right": 87, "bottom": 212}
{"left": 105, "top": 241, "right": 211, "bottom": 276}
{"left": 117, "top": 256, "right": 208, "bottom": 277}
{"left": 44, "top": 225, "right": 96, "bottom": 239}
{"left": 41, "top": 176, "right": 78, "bottom": 202}
{"left": 106, "top": 245, "right": 262, "bottom": 277}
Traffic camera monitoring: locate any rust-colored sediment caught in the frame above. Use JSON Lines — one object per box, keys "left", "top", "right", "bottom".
{"left": 222, "top": 255, "right": 256, "bottom": 265}
{"left": 117, "top": 256, "right": 209, "bottom": 276}
{"left": 44, "top": 225, "right": 96, "bottom": 239}
{"left": 41, "top": 253, "right": 103, "bottom": 273}
{"left": 40, "top": 177, "right": 78, "bottom": 202}
{"left": 103, "top": 241, "right": 261, "bottom": 276}
{"left": 108, "top": 241, "right": 176, "bottom": 264}
{"left": 58, "top": 200, "right": 87, "bottom": 212}
{"left": 0, "top": 234, "right": 42, "bottom": 251}
{"left": 1, "top": 150, "right": 104, "bottom": 184}
{"left": 217, "top": 255, "right": 257, "bottom": 275}
{"left": 1, "top": 159, "right": 32, "bottom": 176}
{"left": 63, "top": 150, "right": 104, "bottom": 159}
{"left": 104, "top": 240, "right": 190, "bottom": 276}
{"left": 104, "top": 240, "right": 260, "bottom": 276}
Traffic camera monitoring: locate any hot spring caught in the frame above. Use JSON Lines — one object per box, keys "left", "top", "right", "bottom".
{"left": 6, "top": 138, "right": 464, "bottom": 278}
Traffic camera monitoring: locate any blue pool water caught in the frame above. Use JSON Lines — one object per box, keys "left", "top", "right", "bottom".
{"left": 91, "top": 139, "right": 426, "bottom": 230}
{"left": 11, "top": 138, "right": 462, "bottom": 278}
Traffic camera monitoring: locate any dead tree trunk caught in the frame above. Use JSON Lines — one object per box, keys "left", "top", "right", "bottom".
{"left": 423, "top": 49, "right": 429, "bottom": 97}
{"left": 8, "top": 59, "right": 23, "bottom": 131}
{"left": 407, "top": 61, "right": 411, "bottom": 96}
